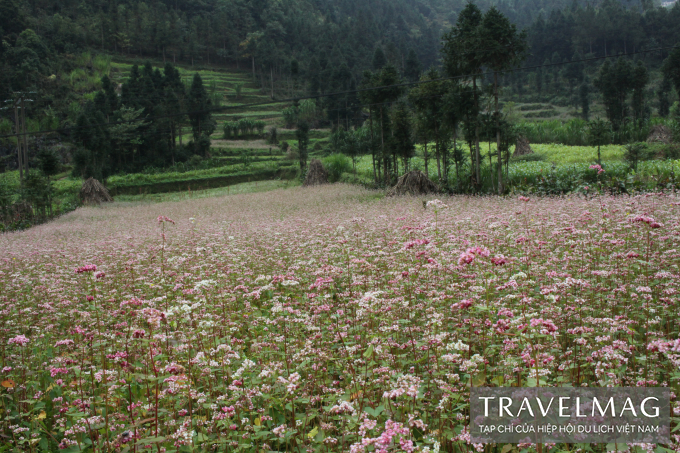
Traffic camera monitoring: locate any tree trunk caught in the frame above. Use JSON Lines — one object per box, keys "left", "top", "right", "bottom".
{"left": 369, "top": 107, "right": 377, "bottom": 183}
{"left": 270, "top": 67, "right": 274, "bottom": 99}
{"left": 435, "top": 126, "right": 441, "bottom": 183}
{"left": 424, "top": 141, "right": 429, "bottom": 178}
{"left": 21, "top": 97, "right": 28, "bottom": 177}
{"left": 495, "top": 71, "right": 503, "bottom": 195}
{"left": 473, "top": 77, "right": 481, "bottom": 187}
{"left": 380, "top": 107, "right": 387, "bottom": 185}
{"left": 15, "top": 102, "right": 22, "bottom": 184}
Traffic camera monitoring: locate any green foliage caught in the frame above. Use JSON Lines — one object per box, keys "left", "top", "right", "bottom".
{"left": 662, "top": 47, "right": 680, "bottom": 96}
{"left": 296, "top": 120, "right": 310, "bottom": 173}
{"left": 322, "top": 153, "right": 352, "bottom": 183}
{"left": 623, "top": 142, "right": 653, "bottom": 171}
{"left": 37, "top": 148, "right": 60, "bottom": 177}
{"left": 510, "top": 153, "right": 546, "bottom": 162}
{"left": 593, "top": 59, "right": 637, "bottom": 130}
{"left": 188, "top": 73, "right": 215, "bottom": 149}
{"left": 268, "top": 126, "right": 278, "bottom": 145}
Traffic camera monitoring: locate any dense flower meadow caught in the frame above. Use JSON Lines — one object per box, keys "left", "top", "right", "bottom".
{"left": 1, "top": 185, "right": 679, "bottom": 453}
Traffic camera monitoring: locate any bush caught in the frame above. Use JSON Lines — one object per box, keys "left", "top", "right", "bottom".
{"left": 322, "top": 153, "right": 352, "bottom": 183}
{"left": 279, "top": 141, "right": 289, "bottom": 153}
{"left": 268, "top": 127, "right": 278, "bottom": 145}
{"left": 510, "top": 153, "right": 546, "bottom": 163}
{"left": 623, "top": 143, "right": 653, "bottom": 171}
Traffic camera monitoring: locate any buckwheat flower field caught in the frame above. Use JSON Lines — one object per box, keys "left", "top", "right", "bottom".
{"left": 2, "top": 185, "right": 680, "bottom": 453}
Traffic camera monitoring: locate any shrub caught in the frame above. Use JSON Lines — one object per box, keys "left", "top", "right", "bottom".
{"left": 279, "top": 141, "right": 290, "bottom": 154}
{"left": 623, "top": 143, "right": 653, "bottom": 171}
{"left": 322, "top": 153, "right": 352, "bottom": 183}
{"left": 510, "top": 153, "right": 546, "bottom": 163}
{"left": 268, "top": 126, "right": 278, "bottom": 145}
{"left": 255, "top": 121, "right": 266, "bottom": 136}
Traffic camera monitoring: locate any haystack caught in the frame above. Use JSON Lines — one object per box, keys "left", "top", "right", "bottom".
{"left": 387, "top": 170, "right": 439, "bottom": 196}
{"left": 80, "top": 177, "right": 113, "bottom": 205}
{"left": 303, "top": 159, "right": 329, "bottom": 186}
{"left": 647, "top": 125, "right": 672, "bottom": 145}
{"left": 513, "top": 136, "right": 533, "bottom": 157}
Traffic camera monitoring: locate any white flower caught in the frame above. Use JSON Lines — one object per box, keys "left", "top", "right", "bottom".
{"left": 194, "top": 280, "right": 216, "bottom": 291}
{"left": 427, "top": 199, "right": 447, "bottom": 209}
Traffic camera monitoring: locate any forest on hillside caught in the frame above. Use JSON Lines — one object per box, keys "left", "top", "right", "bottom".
{"left": 2, "top": 0, "right": 679, "bottom": 103}
{"left": 1, "top": 0, "right": 680, "bottom": 229}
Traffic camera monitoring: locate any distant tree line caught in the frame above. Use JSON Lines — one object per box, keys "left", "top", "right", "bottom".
{"left": 72, "top": 64, "right": 215, "bottom": 180}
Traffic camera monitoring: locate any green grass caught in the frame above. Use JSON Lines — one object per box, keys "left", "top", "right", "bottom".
{"left": 522, "top": 143, "right": 625, "bottom": 164}
{"left": 113, "top": 179, "right": 300, "bottom": 203}
{"left": 107, "top": 161, "right": 290, "bottom": 187}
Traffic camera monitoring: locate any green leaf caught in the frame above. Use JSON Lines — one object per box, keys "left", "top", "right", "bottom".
{"left": 471, "top": 370, "right": 486, "bottom": 387}
{"left": 307, "top": 426, "right": 318, "bottom": 438}
{"left": 364, "top": 345, "right": 374, "bottom": 358}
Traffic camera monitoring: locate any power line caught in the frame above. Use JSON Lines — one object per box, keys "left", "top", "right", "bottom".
{"left": 0, "top": 44, "right": 677, "bottom": 140}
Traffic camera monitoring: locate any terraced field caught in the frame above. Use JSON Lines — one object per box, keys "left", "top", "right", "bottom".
{"left": 108, "top": 60, "right": 287, "bottom": 130}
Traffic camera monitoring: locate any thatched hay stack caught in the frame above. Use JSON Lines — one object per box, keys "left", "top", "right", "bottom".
{"left": 303, "top": 159, "right": 329, "bottom": 187}
{"left": 513, "top": 136, "right": 533, "bottom": 157}
{"left": 387, "top": 170, "right": 439, "bottom": 196}
{"left": 80, "top": 178, "right": 113, "bottom": 205}
{"left": 647, "top": 125, "right": 672, "bottom": 145}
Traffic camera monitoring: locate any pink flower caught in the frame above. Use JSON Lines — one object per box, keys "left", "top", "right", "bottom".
{"left": 632, "top": 215, "right": 663, "bottom": 228}
{"left": 491, "top": 255, "right": 508, "bottom": 266}
{"left": 157, "top": 215, "right": 175, "bottom": 224}
{"left": 458, "top": 251, "right": 475, "bottom": 265}
{"left": 8, "top": 335, "right": 29, "bottom": 346}
{"left": 75, "top": 264, "right": 97, "bottom": 274}
{"left": 458, "top": 246, "right": 490, "bottom": 265}
{"left": 589, "top": 164, "right": 605, "bottom": 174}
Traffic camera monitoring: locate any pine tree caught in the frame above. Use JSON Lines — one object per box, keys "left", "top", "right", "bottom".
{"left": 390, "top": 102, "right": 415, "bottom": 174}
{"left": 658, "top": 77, "right": 671, "bottom": 118}
{"left": 631, "top": 61, "right": 649, "bottom": 125}
{"left": 580, "top": 83, "right": 590, "bottom": 121}
{"left": 404, "top": 49, "right": 421, "bottom": 82}
{"left": 187, "top": 73, "right": 215, "bottom": 156}
{"left": 441, "top": 1, "right": 484, "bottom": 186}
{"left": 307, "top": 56, "right": 321, "bottom": 96}
{"left": 479, "top": 6, "right": 528, "bottom": 194}
{"left": 594, "top": 59, "right": 634, "bottom": 131}
{"left": 662, "top": 47, "right": 680, "bottom": 96}
{"left": 296, "top": 119, "right": 310, "bottom": 173}
{"left": 372, "top": 47, "right": 387, "bottom": 71}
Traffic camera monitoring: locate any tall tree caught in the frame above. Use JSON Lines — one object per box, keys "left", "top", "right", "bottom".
{"left": 441, "top": 1, "right": 484, "bottom": 186}
{"left": 479, "top": 6, "right": 528, "bottom": 194}
{"left": 187, "top": 73, "right": 215, "bottom": 156}
{"left": 657, "top": 77, "right": 672, "bottom": 118}
{"left": 662, "top": 47, "right": 680, "bottom": 96}
{"left": 390, "top": 102, "right": 415, "bottom": 174}
{"left": 372, "top": 47, "right": 387, "bottom": 71}
{"left": 404, "top": 49, "right": 421, "bottom": 82}
{"left": 594, "top": 58, "right": 634, "bottom": 131}
{"left": 580, "top": 82, "right": 590, "bottom": 121}
{"left": 631, "top": 61, "right": 648, "bottom": 125}
{"left": 296, "top": 119, "right": 309, "bottom": 174}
